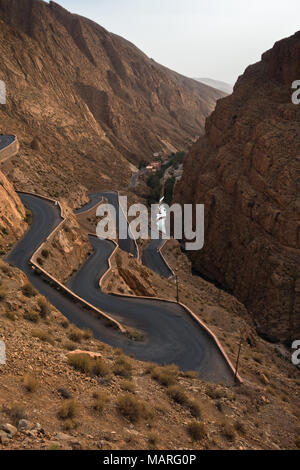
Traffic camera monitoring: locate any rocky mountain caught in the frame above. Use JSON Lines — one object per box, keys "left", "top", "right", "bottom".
{"left": 175, "top": 31, "right": 300, "bottom": 342}
{"left": 0, "top": 0, "right": 224, "bottom": 204}
{"left": 195, "top": 78, "right": 233, "bottom": 94}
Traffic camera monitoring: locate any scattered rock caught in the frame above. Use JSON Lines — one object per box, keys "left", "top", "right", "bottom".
{"left": 0, "top": 430, "right": 10, "bottom": 444}
{"left": 18, "top": 419, "right": 32, "bottom": 432}
{"left": 0, "top": 424, "right": 17, "bottom": 437}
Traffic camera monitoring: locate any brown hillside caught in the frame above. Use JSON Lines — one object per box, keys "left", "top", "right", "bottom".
{"left": 0, "top": 0, "right": 224, "bottom": 205}
{"left": 175, "top": 31, "right": 300, "bottom": 342}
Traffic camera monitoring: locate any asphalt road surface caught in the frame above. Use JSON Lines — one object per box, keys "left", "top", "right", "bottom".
{"left": 75, "top": 191, "right": 137, "bottom": 257}
{"left": 76, "top": 191, "right": 173, "bottom": 278}
{"left": 142, "top": 238, "right": 174, "bottom": 279}
{"left": 0, "top": 134, "right": 14, "bottom": 152}
{"left": 6, "top": 193, "right": 235, "bottom": 384}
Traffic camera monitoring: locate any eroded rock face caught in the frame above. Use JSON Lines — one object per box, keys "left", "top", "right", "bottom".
{"left": 175, "top": 31, "right": 300, "bottom": 342}
{"left": 0, "top": 170, "right": 26, "bottom": 252}
{"left": 0, "top": 0, "right": 224, "bottom": 204}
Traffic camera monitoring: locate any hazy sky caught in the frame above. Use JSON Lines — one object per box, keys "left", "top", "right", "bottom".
{"left": 55, "top": 0, "right": 299, "bottom": 84}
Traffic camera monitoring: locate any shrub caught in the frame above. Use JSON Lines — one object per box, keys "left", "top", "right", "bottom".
{"left": 37, "top": 257, "right": 43, "bottom": 266}
{"left": 68, "top": 354, "right": 110, "bottom": 377}
{"left": 187, "top": 399, "right": 202, "bottom": 419}
{"left": 144, "top": 362, "right": 156, "bottom": 375}
{"left": 63, "top": 341, "right": 77, "bottom": 351}
{"left": 41, "top": 249, "right": 49, "bottom": 259}
{"left": 234, "top": 420, "right": 246, "bottom": 435}
{"left": 187, "top": 421, "right": 206, "bottom": 441}
{"left": 92, "top": 392, "right": 110, "bottom": 413}
{"left": 295, "top": 437, "right": 300, "bottom": 449}
{"left": 57, "top": 387, "right": 72, "bottom": 399}
{"left": 24, "top": 209, "right": 32, "bottom": 224}
{"left": 206, "top": 384, "right": 224, "bottom": 400}
{"left": 57, "top": 399, "right": 79, "bottom": 421}
{"left": 113, "top": 356, "right": 132, "bottom": 379}
{"left": 151, "top": 365, "right": 179, "bottom": 387}
{"left": 167, "top": 386, "right": 189, "bottom": 405}
{"left": 117, "top": 394, "right": 153, "bottom": 423}
{"left": 5, "top": 311, "right": 16, "bottom": 321}
{"left": 82, "top": 328, "right": 93, "bottom": 340}
{"left": 32, "top": 328, "right": 54, "bottom": 344}
{"left": 222, "top": 420, "right": 236, "bottom": 441}
{"left": 38, "top": 298, "right": 51, "bottom": 318}
{"left": 182, "top": 370, "right": 199, "bottom": 379}
{"left": 9, "top": 403, "right": 27, "bottom": 425}
{"left": 62, "top": 419, "right": 78, "bottom": 431}
{"left": 0, "top": 287, "right": 7, "bottom": 301}
{"left": 22, "top": 283, "right": 37, "bottom": 298}
{"left": 148, "top": 431, "right": 159, "bottom": 449}
{"left": 93, "top": 358, "right": 110, "bottom": 377}
{"left": 60, "top": 319, "right": 69, "bottom": 329}
{"left": 24, "top": 311, "right": 40, "bottom": 323}
{"left": 120, "top": 380, "right": 136, "bottom": 393}
{"left": 215, "top": 400, "right": 223, "bottom": 412}
{"left": 0, "top": 261, "right": 10, "bottom": 275}
{"left": 68, "top": 328, "right": 83, "bottom": 343}
{"left": 24, "top": 374, "right": 39, "bottom": 393}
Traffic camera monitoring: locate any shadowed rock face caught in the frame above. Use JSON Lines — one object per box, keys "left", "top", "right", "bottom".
{"left": 0, "top": 0, "right": 224, "bottom": 203}
{"left": 175, "top": 31, "right": 300, "bottom": 342}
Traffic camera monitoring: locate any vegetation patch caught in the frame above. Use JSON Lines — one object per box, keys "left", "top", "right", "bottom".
{"left": 187, "top": 421, "right": 206, "bottom": 441}
{"left": 117, "top": 393, "right": 153, "bottom": 423}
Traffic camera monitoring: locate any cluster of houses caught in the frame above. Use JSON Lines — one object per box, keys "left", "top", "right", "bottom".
{"left": 145, "top": 153, "right": 162, "bottom": 175}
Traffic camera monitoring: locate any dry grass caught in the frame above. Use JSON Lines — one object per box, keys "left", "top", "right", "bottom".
{"left": 187, "top": 399, "right": 202, "bottom": 419}
{"left": 113, "top": 356, "right": 133, "bottom": 379}
{"left": 120, "top": 380, "right": 136, "bottom": 393}
{"left": 68, "top": 328, "right": 83, "bottom": 343}
{"left": 68, "top": 354, "right": 110, "bottom": 377}
{"left": 22, "top": 283, "right": 37, "bottom": 298}
{"left": 24, "top": 311, "right": 40, "bottom": 323}
{"left": 57, "top": 399, "right": 80, "bottom": 421}
{"left": 8, "top": 403, "right": 27, "bottom": 425}
{"left": 31, "top": 328, "right": 54, "bottom": 345}
{"left": 117, "top": 394, "right": 153, "bottom": 423}
{"left": 57, "top": 387, "right": 72, "bottom": 399}
{"left": 148, "top": 431, "right": 159, "bottom": 449}
{"left": 24, "top": 374, "right": 39, "bottom": 393}
{"left": 151, "top": 364, "right": 179, "bottom": 387}
{"left": 222, "top": 419, "right": 236, "bottom": 441}
{"left": 0, "top": 287, "right": 7, "bottom": 301}
{"left": 92, "top": 392, "right": 110, "bottom": 413}
{"left": 187, "top": 421, "right": 206, "bottom": 441}
{"left": 182, "top": 370, "right": 199, "bottom": 379}
{"left": 167, "top": 385, "right": 189, "bottom": 405}
{"left": 38, "top": 298, "right": 51, "bottom": 318}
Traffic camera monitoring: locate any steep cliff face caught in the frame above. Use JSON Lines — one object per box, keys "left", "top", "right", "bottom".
{"left": 0, "top": 0, "right": 224, "bottom": 204}
{"left": 175, "top": 31, "right": 300, "bottom": 342}
{"left": 0, "top": 170, "right": 26, "bottom": 253}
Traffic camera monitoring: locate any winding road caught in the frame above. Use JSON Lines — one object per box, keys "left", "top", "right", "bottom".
{"left": 5, "top": 191, "right": 235, "bottom": 385}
